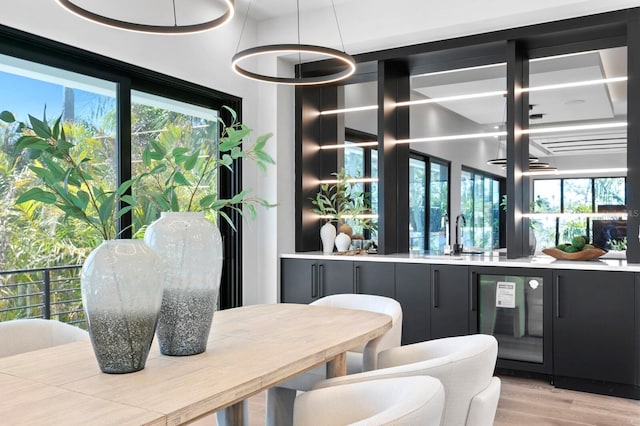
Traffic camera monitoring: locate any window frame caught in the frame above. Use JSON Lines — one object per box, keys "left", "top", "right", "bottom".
{"left": 0, "top": 23, "right": 244, "bottom": 309}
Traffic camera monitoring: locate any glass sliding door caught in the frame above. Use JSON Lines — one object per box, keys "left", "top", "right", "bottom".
{"left": 130, "top": 91, "right": 221, "bottom": 234}
{"left": 409, "top": 157, "right": 427, "bottom": 251}
{"left": 0, "top": 53, "right": 117, "bottom": 270}
{"left": 409, "top": 153, "right": 450, "bottom": 252}
{"left": 461, "top": 167, "right": 503, "bottom": 251}
{"left": 429, "top": 160, "right": 449, "bottom": 252}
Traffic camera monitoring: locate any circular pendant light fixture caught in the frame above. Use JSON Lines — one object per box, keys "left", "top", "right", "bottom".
{"left": 56, "top": 0, "right": 235, "bottom": 34}
{"left": 232, "top": 0, "right": 356, "bottom": 85}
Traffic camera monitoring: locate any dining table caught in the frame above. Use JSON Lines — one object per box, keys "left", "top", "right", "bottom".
{"left": 0, "top": 303, "right": 392, "bottom": 425}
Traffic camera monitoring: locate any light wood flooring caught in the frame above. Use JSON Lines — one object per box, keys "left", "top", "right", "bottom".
{"left": 204, "top": 375, "right": 640, "bottom": 425}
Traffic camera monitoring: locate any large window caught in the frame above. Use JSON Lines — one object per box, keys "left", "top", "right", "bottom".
{"left": 344, "top": 129, "right": 378, "bottom": 240}
{"left": 0, "top": 28, "right": 243, "bottom": 312}
{"left": 532, "top": 177, "right": 626, "bottom": 251}
{"left": 409, "top": 152, "right": 450, "bottom": 252}
{"left": 461, "top": 168, "right": 503, "bottom": 251}
{"left": 0, "top": 54, "right": 118, "bottom": 268}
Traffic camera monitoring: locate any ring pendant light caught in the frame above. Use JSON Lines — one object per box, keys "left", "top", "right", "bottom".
{"left": 57, "top": 0, "right": 235, "bottom": 34}
{"left": 232, "top": 0, "right": 356, "bottom": 85}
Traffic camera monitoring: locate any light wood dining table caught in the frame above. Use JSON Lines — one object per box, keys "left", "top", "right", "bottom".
{"left": 0, "top": 303, "right": 391, "bottom": 425}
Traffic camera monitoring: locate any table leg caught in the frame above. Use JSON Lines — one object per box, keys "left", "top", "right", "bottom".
{"left": 326, "top": 352, "right": 347, "bottom": 378}
{"left": 216, "top": 400, "right": 248, "bottom": 426}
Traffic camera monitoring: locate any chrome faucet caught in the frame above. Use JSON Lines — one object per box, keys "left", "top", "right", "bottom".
{"left": 453, "top": 214, "right": 466, "bottom": 255}
{"left": 442, "top": 212, "right": 451, "bottom": 254}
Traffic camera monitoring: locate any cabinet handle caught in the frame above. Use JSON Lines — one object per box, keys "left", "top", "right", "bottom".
{"left": 318, "top": 264, "right": 325, "bottom": 296}
{"left": 433, "top": 269, "right": 440, "bottom": 308}
{"left": 311, "top": 264, "right": 318, "bottom": 298}
{"left": 355, "top": 265, "right": 361, "bottom": 293}
{"left": 556, "top": 275, "right": 561, "bottom": 318}
{"left": 470, "top": 272, "right": 477, "bottom": 312}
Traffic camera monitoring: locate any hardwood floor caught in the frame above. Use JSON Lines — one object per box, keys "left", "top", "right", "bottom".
{"left": 213, "top": 375, "right": 640, "bottom": 426}
{"left": 495, "top": 376, "right": 640, "bottom": 426}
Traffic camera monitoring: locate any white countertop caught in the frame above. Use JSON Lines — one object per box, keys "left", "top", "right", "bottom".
{"left": 281, "top": 251, "right": 640, "bottom": 272}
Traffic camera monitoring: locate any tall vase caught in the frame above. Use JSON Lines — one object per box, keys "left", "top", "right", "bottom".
{"left": 81, "top": 240, "right": 164, "bottom": 374}
{"left": 320, "top": 222, "right": 337, "bottom": 254}
{"left": 144, "top": 212, "right": 223, "bottom": 356}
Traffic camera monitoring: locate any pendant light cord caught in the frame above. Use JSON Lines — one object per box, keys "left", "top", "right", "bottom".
{"left": 330, "top": 0, "right": 347, "bottom": 53}
{"left": 172, "top": 0, "right": 178, "bottom": 27}
{"left": 235, "top": 0, "right": 254, "bottom": 54}
{"left": 297, "top": 0, "right": 302, "bottom": 78}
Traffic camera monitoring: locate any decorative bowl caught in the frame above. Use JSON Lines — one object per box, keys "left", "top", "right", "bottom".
{"left": 541, "top": 247, "right": 607, "bottom": 261}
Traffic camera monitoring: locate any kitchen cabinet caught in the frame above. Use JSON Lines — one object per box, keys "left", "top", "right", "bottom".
{"left": 354, "top": 261, "right": 395, "bottom": 298}
{"left": 430, "top": 265, "right": 470, "bottom": 339}
{"left": 395, "top": 264, "right": 470, "bottom": 345}
{"left": 395, "top": 263, "right": 430, "bottom": 345}
{"left": 281, "top": 258, "right": 353, "bottom": 303}
{"left": 553, "top": 269, "right": 635, "bottom": 385}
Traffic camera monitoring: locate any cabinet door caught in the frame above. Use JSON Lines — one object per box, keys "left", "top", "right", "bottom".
{"left": 354, "top": 261, "right": 395, "bottom": 298}
{"left": 319, "top": 260, "right": 354, "bottom": 296}
{"left": 431, "top": 265, "right": 470, "bottom": 339}
{"left": 395, "top": 263, "right": 430, "bottom": 345}
{"left": 553, "top": 270, "right": 635, "bottom": 384}
{"left": 281, "top": 258, "right": 317, "bottom": 304}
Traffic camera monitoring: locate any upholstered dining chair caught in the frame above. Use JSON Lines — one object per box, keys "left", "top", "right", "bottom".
{"left": 293, "top": 376, "right": 445, "bottom": 426}
{"left": 266, "top": 293, "right": 403, "bottom": 426}
{"left": 0, "top": 318, "right": 89, "bottom": 358}
{"left": 312, "top": 334, "right": 501, "bottom": 426}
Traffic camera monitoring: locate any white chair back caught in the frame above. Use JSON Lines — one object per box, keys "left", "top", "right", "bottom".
{"left": 311, "top": 293, "right": 403, "bottom": 359}
{"left": 293, "top": 376, "right": 444, "bottom": 426}
{"left": 0, "top": 318, "right": 88, "bottom": 358}
{"left": 313, "top": 334, "right": 500, "bottom": 426}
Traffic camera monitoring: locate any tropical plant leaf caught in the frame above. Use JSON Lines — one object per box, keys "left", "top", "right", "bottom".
{"left": 98, "top": 193, "right": 116, "bottom": 225}
{"left": 173, "top": 171, "right": 191, "bottom": 186}
{"left": 183, "top": 150, "right": 199, "bottom": 170}
{"left": 0, "top": 110, "right": 15, "bottom": 123}
{"left": 222, "top": 105, "right": 237, "bottom": 121}
{"left": 28, "top": 115, "right": 51, "bottom": 139}
{"left": 218, "top": 210, "right": 237, "bottom": 231}
{"left": 142, "top": 146, "right": 152, "bottom": 166}
{"left": 15, "top": 187, "right": 57, "bottom": 205}
{"left": 14, "top": 136, "right": 49, "bottom": 153}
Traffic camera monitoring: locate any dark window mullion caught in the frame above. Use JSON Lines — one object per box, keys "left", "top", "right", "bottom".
{"left": 117, "top": 79, "right": 132, "bottom": 239}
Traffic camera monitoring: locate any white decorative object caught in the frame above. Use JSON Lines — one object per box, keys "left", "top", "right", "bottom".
{"left": 144, "top": 212, "right": 223, "bottom": 356}
{"left": 320, "top": 222, "right": 337, "bottom": 254}
{"left": 81, "top": 240, "right": 164, "bottom": 373}
{"left": 335, "top": 232, "right": 352, "bottom": 252}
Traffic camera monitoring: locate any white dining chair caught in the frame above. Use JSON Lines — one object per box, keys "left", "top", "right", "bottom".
{"left": 266, "top": 293, "right": 403, "bottom": 426}
{"left": 0, "top": 318, "right": 89, "bottom": 358}
{"left": 293, "top": 376, "right": 445, "bottom": 426}
{"left": 312, "top": 334, "right": 501, "bottom": 426}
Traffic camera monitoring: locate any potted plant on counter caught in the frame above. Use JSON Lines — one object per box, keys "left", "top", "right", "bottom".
{"left": 311, "top": 168, "right": 376, "bottom": 253}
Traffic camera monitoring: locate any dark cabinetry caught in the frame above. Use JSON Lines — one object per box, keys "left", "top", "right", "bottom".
{"left": 395, "top": 263, "right": 430, "bottom": 345}
{"left": 430, "top": 265, "right": 470, "bottom": 339}
{"left": 281, "top": 258, "right": 353, "bottom": 303}
{"left": 395, "top": 263, "right": 469, "bottom": 345}
{"left": 553, "top": 269, "right": 636, "bottom": 388}
{"left": 354, "top": 261, "right": 395, "bottom": 297}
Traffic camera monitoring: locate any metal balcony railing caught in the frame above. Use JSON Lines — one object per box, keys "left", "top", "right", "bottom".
{"left": 0, "top": 265, "right": 85, "bottom": 327}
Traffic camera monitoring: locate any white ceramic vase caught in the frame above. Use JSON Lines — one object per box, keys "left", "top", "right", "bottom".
{"left": 320, "top": 222, "right": 337, "bottom": 254}
{"left": 81, "top": 239, "right": 164, "bottom": 374}
{"left": 335, "top": 232, "right": 352, "bottom": 252}
{"left": 144, "top": 212, "right": 223, "bottom": 356}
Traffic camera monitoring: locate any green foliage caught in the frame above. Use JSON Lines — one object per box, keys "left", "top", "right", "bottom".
{"left": 311, "top": 168, "right": 377, "bottom": 232}
{"left": 135, "top": 106, "right": 275, "bottom": 231}
{"left": 1, "top": 110, "right": 132, "bottom": 241}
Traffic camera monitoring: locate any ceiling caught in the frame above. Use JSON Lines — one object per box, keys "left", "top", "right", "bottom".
{"left": 411, "top": 48, "right": 627, "bottom": 158}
